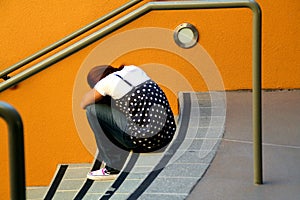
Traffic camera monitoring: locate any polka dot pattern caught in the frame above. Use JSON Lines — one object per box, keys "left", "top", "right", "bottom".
{"left": 114, "top": 80, "right": 176, "bottom": 151}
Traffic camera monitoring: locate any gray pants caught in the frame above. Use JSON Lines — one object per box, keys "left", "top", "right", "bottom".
{"left": 85, "top": 97, "right": 173, "bottom": 171}
{"left": 85, "top": 99, "right": 133, "bottom": 171}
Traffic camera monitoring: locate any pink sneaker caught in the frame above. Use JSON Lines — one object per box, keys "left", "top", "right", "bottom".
{"left": 87, "top": 168, "right": 118, "bottom": 181}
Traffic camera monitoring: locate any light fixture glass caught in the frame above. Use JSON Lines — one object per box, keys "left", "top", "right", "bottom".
{"left": 174, "top": 23, "right": 199, "bottom": 49}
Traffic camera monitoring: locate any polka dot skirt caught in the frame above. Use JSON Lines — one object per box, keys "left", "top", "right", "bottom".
{"left": 113, "top": 79, "right": 176, "bottom": 152}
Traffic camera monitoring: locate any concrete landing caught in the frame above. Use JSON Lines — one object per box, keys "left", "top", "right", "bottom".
{"left": 188, "top": 90, "right": 300, "bottom": 200}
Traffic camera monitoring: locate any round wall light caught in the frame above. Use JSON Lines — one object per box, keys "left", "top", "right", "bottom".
{"left": 173, "top": 23, "right": 199, "bottom": 49}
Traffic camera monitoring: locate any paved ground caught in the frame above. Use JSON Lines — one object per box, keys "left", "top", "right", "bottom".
{"left": 188, "top": 90, "right": 300, "bottom": 200}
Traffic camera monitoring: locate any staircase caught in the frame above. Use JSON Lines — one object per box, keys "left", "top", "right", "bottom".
{"left": 27, "top": 92, "right": 226, "bottom": 199}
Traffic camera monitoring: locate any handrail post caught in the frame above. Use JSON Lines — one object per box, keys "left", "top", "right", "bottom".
{"left": 0, "top": 102, "right": 26, "bottom": 200}
{"left": 251, "top": 1, "right": 263, "bottom": 185}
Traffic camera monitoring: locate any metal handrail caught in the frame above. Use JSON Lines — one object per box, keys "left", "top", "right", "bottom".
{"left": 0, "top": 0, "right": 142, "bottom": 80}
{"left": 0, "top": 102, "right": 26, "bottom": 200}
{"left": 0, "top": 0, "right": 262, "bottom": 184}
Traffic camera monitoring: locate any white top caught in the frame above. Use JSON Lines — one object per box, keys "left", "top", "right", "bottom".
{"left": 94, "top": 65, "right": 150, "bottom": 99}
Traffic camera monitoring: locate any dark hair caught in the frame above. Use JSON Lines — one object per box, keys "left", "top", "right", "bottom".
{"left": 87, "top": 65, "right": 124, "bottom": 88}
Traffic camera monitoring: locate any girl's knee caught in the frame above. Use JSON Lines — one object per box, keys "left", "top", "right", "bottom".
{"left": 85, "top": 104, "right": 94, "bottom": 114}
{"left": 85, "top": 103, "right": 111, "bottom": 120}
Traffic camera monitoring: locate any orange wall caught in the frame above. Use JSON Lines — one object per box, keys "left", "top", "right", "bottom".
{"left": 0, "top": 0, "right": 299, "bottom": 199}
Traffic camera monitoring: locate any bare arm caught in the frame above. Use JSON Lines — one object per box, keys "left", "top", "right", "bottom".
{"left": 80, "top": 88, "right": 103, "bottom": 109}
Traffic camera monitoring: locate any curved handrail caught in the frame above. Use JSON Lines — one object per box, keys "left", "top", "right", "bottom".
{"left": 0, "top": 0, "right": 260, "bottom": 93}
{"left": 0, "top": 102, "right": 26, "bottom": 200}
{"left": 0, "top": 0, "right": 262, "bottom": 185}
{"left": 0, "top": 0, "right": 142, "bottom": 80}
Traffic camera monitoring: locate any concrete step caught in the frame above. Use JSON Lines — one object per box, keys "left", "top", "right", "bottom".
{"left": 27, "top": 186, "right": 48, "bottom": 200}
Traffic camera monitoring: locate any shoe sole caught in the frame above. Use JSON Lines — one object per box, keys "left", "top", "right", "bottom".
{"left": 87, "top": 174, "right": 118, "bottom": 181}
